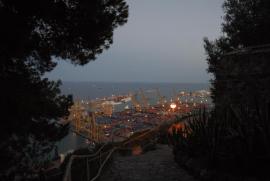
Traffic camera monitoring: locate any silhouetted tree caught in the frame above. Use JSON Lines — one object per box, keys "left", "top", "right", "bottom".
{"left": 0, "top": 0, "right": 128, "bottom": 179}
{"left": 204, "top": 0, "right": 270, "bottom": 105}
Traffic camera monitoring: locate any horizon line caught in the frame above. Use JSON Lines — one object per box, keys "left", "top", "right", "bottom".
{"left": 60, "top": 80, "right": 210, "bottom": 84}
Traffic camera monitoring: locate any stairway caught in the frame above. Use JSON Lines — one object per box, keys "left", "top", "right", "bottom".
{"left": 99, "top": 144, "right": 197, "bottom": 181}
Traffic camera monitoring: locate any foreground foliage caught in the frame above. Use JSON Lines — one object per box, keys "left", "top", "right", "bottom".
{"left": 0, "top": 0, "right": 128, "bottom": 180}
{"left": 204, "top": 0, "right": 270, "bottom": 107}
{"left": 194, "top": 0, "right": 270, "bottom": 178}
{"left": 172, "top": 106, "right": 270, "bottom": 180}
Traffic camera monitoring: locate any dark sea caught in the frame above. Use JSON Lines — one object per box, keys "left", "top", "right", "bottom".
{"left": 57, "top": 81, "right": 210, "bottom": 154}
{"left": 60, "top": 81, "right": 210, "bottom": 100}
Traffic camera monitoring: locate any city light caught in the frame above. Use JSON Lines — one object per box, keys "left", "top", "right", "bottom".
{"left": 68, "top": 89, "right": 211, "bottom": 143}
{"left": 170, "top": 103, "right": 177, "bottom": 109}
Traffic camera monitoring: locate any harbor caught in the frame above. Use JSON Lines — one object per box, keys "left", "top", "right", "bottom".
{"left": 62, "top": 88, "right": 211, "bottom": 146}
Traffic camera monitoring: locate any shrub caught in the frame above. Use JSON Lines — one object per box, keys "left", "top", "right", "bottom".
{"left": 172, "top": 104, "right": 270, "bottom": 179}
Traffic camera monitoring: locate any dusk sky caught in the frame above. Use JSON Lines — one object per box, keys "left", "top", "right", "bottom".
{"left": 47, "top": 0, "right": 224, "bottom": 83}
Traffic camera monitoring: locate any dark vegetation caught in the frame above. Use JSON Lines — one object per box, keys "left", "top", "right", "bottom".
{"left": 204, "top": 0, "right": 270, "bottom": 108}
{"left": 172, "top": 0, "right": 270, "bottom": 180}
{"left": 0, "top": 0, "right": 128, "bottom": 180}
{"left": 172, "top": 107, "right": 270, "bottom": 180}
{"left": 2, "top": 0, "right": 270, "bottom": 180}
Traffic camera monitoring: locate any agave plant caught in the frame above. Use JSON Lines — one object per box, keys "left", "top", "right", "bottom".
{"left": 172, "top": 102, "right": 270, "bottom": 178}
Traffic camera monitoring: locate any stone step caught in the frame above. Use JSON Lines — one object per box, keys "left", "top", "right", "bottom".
{"left": 99, "top": 144, "right": 197, "bottom": 181}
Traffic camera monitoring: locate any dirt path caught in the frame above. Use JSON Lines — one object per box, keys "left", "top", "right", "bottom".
{"left": 99, "top": 144, "right": 197, "bottom": 181}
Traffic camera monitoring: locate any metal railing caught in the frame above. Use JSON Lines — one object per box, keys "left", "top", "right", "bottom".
{"left": 63, "top": 143, "right": 108, "bottom": 181}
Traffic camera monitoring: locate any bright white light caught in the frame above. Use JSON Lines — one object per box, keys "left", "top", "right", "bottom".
{"left": 170, "top": 103, "right": 177, "bottom": 109}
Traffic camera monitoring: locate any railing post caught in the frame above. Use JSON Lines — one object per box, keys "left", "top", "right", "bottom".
{"left": 68, "top": 170, "right": 71, "bottom": 181}
{"left": 86, "top": 158, "right": 90, "bottom": 181}
{"left": 99, "top": 151, "right": 101, "bottom": 166}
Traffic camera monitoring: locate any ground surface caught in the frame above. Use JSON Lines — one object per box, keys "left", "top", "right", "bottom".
{"left": 99, "top": 144, "right": 197, "bottom": 181}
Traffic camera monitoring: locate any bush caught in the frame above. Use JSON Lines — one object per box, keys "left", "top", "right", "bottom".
{"left": 171, "top": 104, "right": 270, "bottom": 180}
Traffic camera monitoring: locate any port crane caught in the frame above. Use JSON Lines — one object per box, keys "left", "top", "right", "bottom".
{"left": 68, "top": 101, "right": 84, "bottom": 132}
{"left": 173, "top": 88, "right": 180, "bottom": 102}
{"left": 156, "top": 88, "right": 166, "bottom": 105}
{"left": 86, "top": 113, "right": 101, "bottom": 141}
{"left": 140, "top": 88, "right": 149, "bottom": 109}
{"left": 131, "top": 93, "right": 141, "bottom": 110}
{"left": 68, "top": 101, "right": 102, "bottom": 142}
